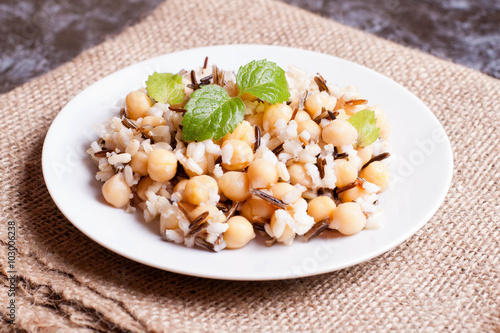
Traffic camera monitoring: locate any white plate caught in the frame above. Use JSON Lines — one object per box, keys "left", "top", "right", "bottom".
{"left": 42, "top": 45, "right": 453, "bottom": 280}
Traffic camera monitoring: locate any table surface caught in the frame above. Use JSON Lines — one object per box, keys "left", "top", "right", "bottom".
{"left": 1, "top": 0, "right": 499, "bottom": 94}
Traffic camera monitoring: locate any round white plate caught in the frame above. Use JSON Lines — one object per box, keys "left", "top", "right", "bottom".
{"left": 42, "top": 45, "right": 453, "bottom": 280}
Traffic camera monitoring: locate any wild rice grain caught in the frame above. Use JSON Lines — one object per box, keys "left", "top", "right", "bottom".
{"left": 254, "top": 125, "right": 261, "bottom": 152}
{"left": 345, "top": 99, "right": 368, "bottom": 106}
{"left": 303, "top": 218, "right": 329, "bottom": 242}
{"left": 249, "top": 189, "right": 288, "bottom": 209}
{"left": 361, "top": 152, "right": 391, "bottom": 170}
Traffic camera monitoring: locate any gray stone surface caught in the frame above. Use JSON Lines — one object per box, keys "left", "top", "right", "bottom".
{"left": 0, "top": 0, "right": 499, "bottom": 93}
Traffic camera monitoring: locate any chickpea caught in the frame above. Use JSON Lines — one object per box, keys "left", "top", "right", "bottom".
{"left": 297, "top": 119, "right": 321, "bottom": 142}
{"left": 223, "top": 120, "right": 254, "bottom": 148}
{"left": 334, "top": 159, "right": 358, "bottom": 187}
{"left": 357, "top": 145, "right": 374, "bottom": 167}
{"left": 136, "top": 176, "right": 155, "bottom": 201}
{"left": 246, "top": 112, "right": 264, "bottom": 128}
{"left": 376, "top": 114, "right": 391, "bottom": 141}
{"left": 141, "top": 116, "right": 165, "bottom": 127}
{"left": 307, "top": 196, "right": 336, "bottom": 222}
{"left": 147, "top": 148, "right": 177, "bottom": 182}
{"left": 263, "top": 103, "right": 293, "bottom": 132}
{"left": 305, "top": 92, "right": 334, "bottom": 118}
{"left": 130, "top": 150, "right": 149, "bottom": 176}
{"left": 294, "top": 110, "right": 311, "bottom": 124}
{"left": 102, "top": 173, "right": 131, "bottom": 208}
{"left": 125, "top": 90, "right": 153, "bottom": 120}
{"left": 221, "top": 139, "right": 254, "bottom": 171}
{"left": 247, "top": 159, "right": 279, "bottom": 189}
{"left": 329, "top": 202, "right": 366, "bottom": 235}
{"left": 240, "top": 92, "right": 259, "bottom": 102}
{"left": 173, "top": 179, "right": 189, "bottom": 202}
{"left": 184, "top": 175, "right": 219, "bottom": 205}
{"left": 270, "top": 182, "right": 299, "bottom": 204}
{"left": 338, "top": 185, "right": 368, "bottom": 203}
{"left": 288, "top": 163, "right": 313, "bottom": 188}
{"left": 241, "top": 197, "right": 275, "bottom": 222}
{"left": 359, "top": 161, "right": 390, "bottom": 192}
{"left": 189, "top": 204, "right": 225, "bottom": 223}
{"left": 322, "top": 119, "right": 358, "bottom": 147}
{"left": 160, "top": 205, "right": 183, "bottom": 230}
{"left": 270, "top": 211, "right": 295, "bottom": 242}
{"left": 224, "top": 216, "right": 256, "bottom": 249}
{"left": 218, "top": 172, "right": 251, "bottom": 202}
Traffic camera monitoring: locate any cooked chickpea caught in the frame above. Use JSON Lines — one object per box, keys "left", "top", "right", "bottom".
{"left": 159, "top": 205, "right": 183, "bottom": 230}
{"left": 246, "top": 112, "right": 264, "bottom": 128}
{"left": 288, "top": 163, "right": 313, "bottom": 187}
{"left": 141, "top": 116, "right": 165, "bottom": 127}
{"left": 270, "top": 182, "right": 299, "bottom": 204}
{"left": 241, "top": 197, "right": 275, "bottom": 222}
{"left": 189, "top": 204, "right": 225, "bottom": 223}
{"left": 338, "top": 185, "right": 368, "bottom": 202}
{"left": 297, "top": 119, "right": 321, "bottom": 142}
{"left": 322, "top": 119, "right": 358, "bottom": 147}
{"left": 136, "top": 176, "right": 155, "bottom": 201}
{"left": 359, "top": 161, "right": 390, "bottom": 192}
{"left": 147, "top": 148, "right": 177, "bottom": 182}
{"left": 184, "top": 175, "right": 219, "bottom": 205}
{"left": 270, "top": 211, "right": 295, "bottom": 242}
{"left": 376, "top": 114, "right": 391, "bottom": 141}
{"left": 218, "top": 172, "right": 251, "bottom": 202}
{"left": 224, "top": 216, "right": 256, "bottom": 249}
{"left": 357, "top": 145, "right": 374, "bottom": 167}
{"left": 102, "top": 173, "right": 131, "bottom": 208}
{"left": 334, "top": 159, "right": 358, "bottom": 187}
{"left": 307, "top": 196, "right": 336, "bottom": 222}
{"left": 221, "top": 139, "right": 254, "bottom": 171}
{"left": 263, "top": 103, "right": 293, "bottom": 132}
{"left": 247, "top": 159, "right": 279, "bottom": 189}
{"left": 223, "top": 120, "right": 254, "bottom": 148}
{"left": 329, "top": 202, "right": 366, "bottom": 235}
{"left": 173, "top": 179, "right": 189, "bottom": 201}
{"left": 294, "top": 110, "right": 311, "bottom": 124}
{"left": 130, "top": 150, "right": 149, "bottom": 176}
{"left": 305, "top": 92, "right": 334, "bottom": 118}
{"left": 125, "top": 90, "right": 153, "bottom": 120}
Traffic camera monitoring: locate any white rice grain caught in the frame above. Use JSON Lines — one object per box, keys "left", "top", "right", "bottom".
{"left": 277, "top": 162, "right": 290, "bottom": 181}
{"left": 108, "top": 153, "right": 131, "bottom": 165}
{"left": 221, "top": 142, "right": 233, "bottom": 164}
{"left": 125, "top": 139, "right": 140, "bottom": 156}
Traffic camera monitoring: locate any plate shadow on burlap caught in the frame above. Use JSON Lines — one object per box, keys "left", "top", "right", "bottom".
{"left": 0, "top": 0, "right": 498, "bottom": 331}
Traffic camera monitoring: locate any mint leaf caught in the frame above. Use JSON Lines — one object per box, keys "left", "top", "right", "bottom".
{"left": 181, "top": 85, "right": 245, "bottom": 141}
{"left": 348, "top": 109, "right": 380, "bottom": 147}
{"left": 236, "top": 60, "right": 290, "bottom": 104}
{"left": 146, "top": 72, "right": 185, "bottom": 105}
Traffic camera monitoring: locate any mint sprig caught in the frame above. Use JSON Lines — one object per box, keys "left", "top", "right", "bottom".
{"left": 236, "top": 60, "right": 290, "bottom": 104}
{"left": 180, "top": 59, "right": 290, "bottom": 142}
{"left": 348, "top": 109, "right": 380, "bottom": 147}
{"left": 146, "top": 72, "right": 185, "bottom": 105}
{"left": 181, "top": 85, "right": 245, "bottom": 142}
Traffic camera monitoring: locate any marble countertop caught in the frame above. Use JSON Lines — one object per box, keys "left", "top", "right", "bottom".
{"left": 1, "top": 0, "right": 498, "bottom": 93}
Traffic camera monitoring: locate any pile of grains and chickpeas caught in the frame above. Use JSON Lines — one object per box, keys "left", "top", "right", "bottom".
{"left": 88, "top": 58, "right": 391, "bottom": 251}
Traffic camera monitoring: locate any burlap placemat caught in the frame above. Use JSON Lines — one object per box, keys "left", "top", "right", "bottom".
{"left": 0, "top": 0, "right": 498, "bottom": 331}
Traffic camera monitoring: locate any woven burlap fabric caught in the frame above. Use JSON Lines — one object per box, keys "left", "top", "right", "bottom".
{"left": 0, "top": 0, "right": 499, "bottom": 331}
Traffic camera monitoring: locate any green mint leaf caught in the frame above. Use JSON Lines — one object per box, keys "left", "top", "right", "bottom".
{"left": 236, "top": 59, "right": 290, "bottom": 104}
{"left": 348, "top": 109, "right": 380, "bottom": 147}
{"left": 146, "top": 72, "right": 185, "bottom": 105}
{"left": 181, "top": 85, "right": 245, "bottom": 141}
